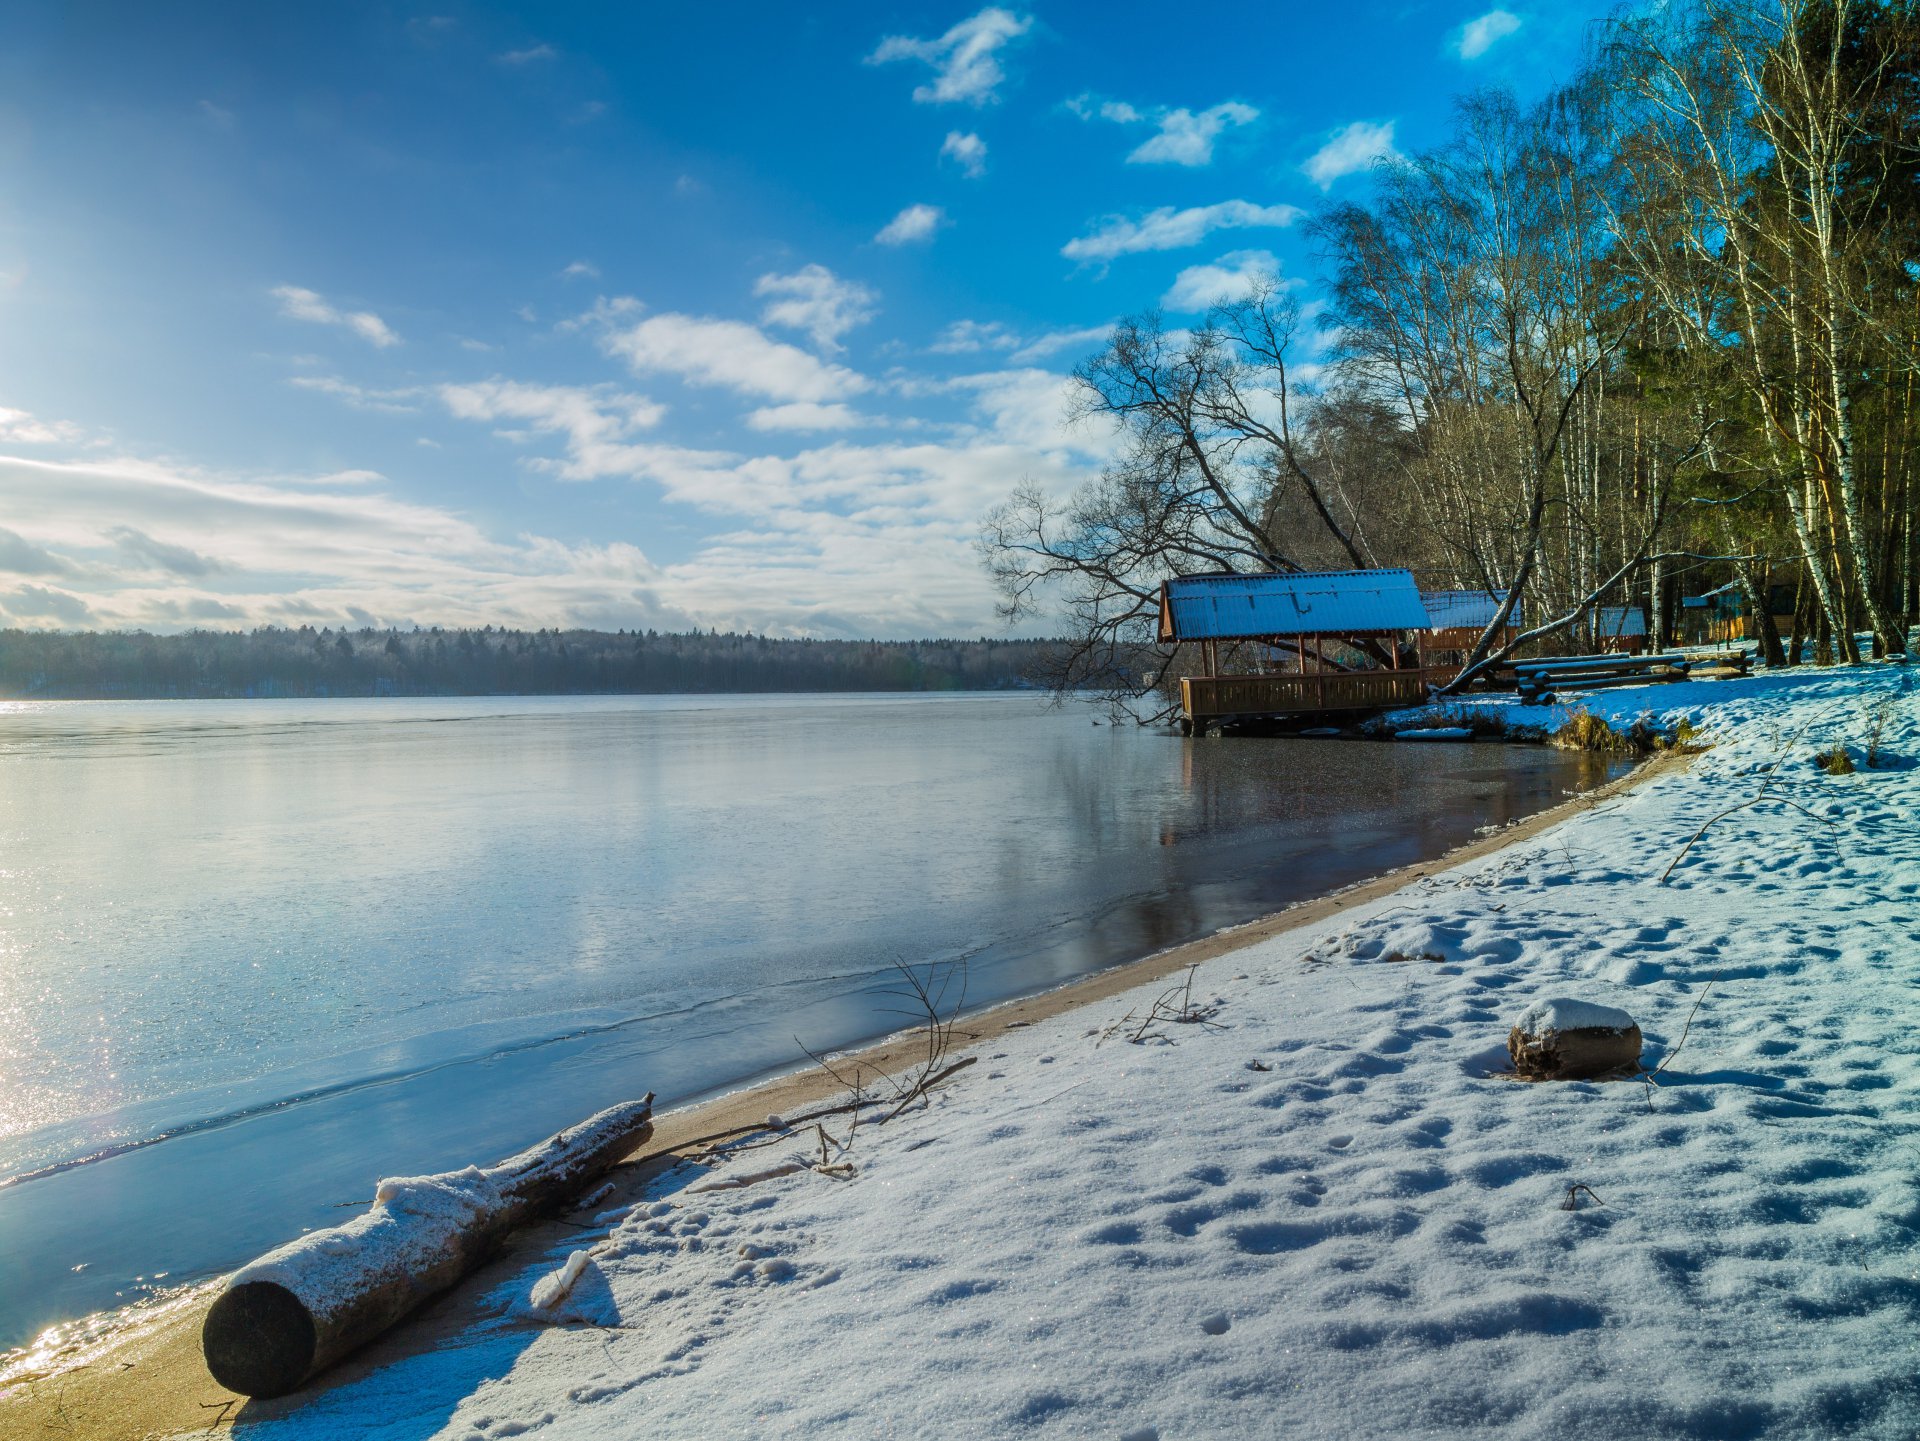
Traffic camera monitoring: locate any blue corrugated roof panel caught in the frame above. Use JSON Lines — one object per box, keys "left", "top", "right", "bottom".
{"left": 1420, "top": 590, "right": 1524, "bottom": 631}
{"left": 1161, "top": 569, "right": 1430, "bottom": 641}
{"left": 1597, "top": 605, "right": 1647, "bottom": 637}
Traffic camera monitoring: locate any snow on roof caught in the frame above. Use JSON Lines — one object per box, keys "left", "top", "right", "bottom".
{"left": 1159, "top": 569, "right": 1430, "bottom": 642}
{"left": 1420, "top": 590, "right": 1524, "bottom": 631}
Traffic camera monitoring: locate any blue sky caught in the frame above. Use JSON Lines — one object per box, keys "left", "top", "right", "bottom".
{"left": 0, "top": 2, "right": 1592, "bottom": 637}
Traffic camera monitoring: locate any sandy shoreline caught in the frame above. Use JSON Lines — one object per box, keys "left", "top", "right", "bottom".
{"left": 0, "top": 748, "right": 1672, "bottom": 1440}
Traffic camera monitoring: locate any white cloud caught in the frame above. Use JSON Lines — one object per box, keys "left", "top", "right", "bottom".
{"left": 272, "top": 285, "right": 401, "bottom": 348}
{"left": 867, "top": 8, "right": 1032, "bottom": 106}
{"left": 2, "top": 347, "right": 1129, "bottom": 636}
{"left": 1010, "top": 324, "right": 1111, "bottom": 364}
{"left": 745, "top": 402, "right": 871, "bottom": 432}
{"left": 600, "top": 313, "right": 870, "bottom": 403}
{"left": 288, "top": 375, "right": 422, "bottom": 414}
{"left": 0, "top": 405, "right": 85, "bottom": 445}
{"left": 930, "top": 319, "right": 1021, "bottom": 354}
{"left": 1127, "top": 102, "right": 1258, "bottom": 166}
{"left": 875, "top": 204, "right": 948, "bottom": 246}
{"left": 0, "top": 526, "right": 73, "bottom": 575}
{"left": 436, "top": 379, "right": 666, "bottom": 480}
{"left": 1161, "top": 250, "right": 1283, "bottom": 311}
{"left": 560, "top": 260, "right": 601, "bottom": 280}
{"left": 753, "top": 264, "right": 879, "bottom": 351}
{"left": 3, "top": 583, "right": 95, "bottom": 625}
{"left": 1455, "top": 9, "right": 1523, "bottom": 60}
{"left": 498, "top": 43, "right": 557, "bottom": 64}
{"left": 1302, "top": 120, "right": 1402, "bottom": 189}
{"left": 941, "top": 130, "right": 989, "bottom": 178}
{"left": 927, "top": 320, "right": 1112, "bottom": 365}
{"left": 1061, "top": 200, "right": 1303, "bottom": 262}
{"left": 0, "top": 452, "right": 694, "bottom": 633}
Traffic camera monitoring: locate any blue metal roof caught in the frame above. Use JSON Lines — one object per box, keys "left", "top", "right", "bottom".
{"left": 1420, "top": 590, "right": 1524, "bottom": 631}
{"left": 1596, "top": 604, "right": 1647, "bottom": 638}
{"left": 1159, "top": 569, "right": 1430, "bottom": 641}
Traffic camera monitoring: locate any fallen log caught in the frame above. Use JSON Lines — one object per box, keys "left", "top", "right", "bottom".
{"left": 201, "top": 1094, "right": 653, "bottom": 1398}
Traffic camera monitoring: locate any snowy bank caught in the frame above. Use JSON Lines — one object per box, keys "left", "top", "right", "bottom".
{"left": 246, "top": 664, "right": 1920, "bottom": 1440}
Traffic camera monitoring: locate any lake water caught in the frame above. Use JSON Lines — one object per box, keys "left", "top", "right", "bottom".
{"left": 0, "top": 694, "right": 1620, "bottom": 1350}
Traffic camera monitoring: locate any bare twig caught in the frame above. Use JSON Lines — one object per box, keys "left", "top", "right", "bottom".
{"left": 1658, "top": 711, "right": 1831, "bottom": 883}
{"left": 1560, "top": 1182, "right": 1606, "bottom": 1211}
{"left": 1641, "top": 970, "right": 1724, "bottom": 1111}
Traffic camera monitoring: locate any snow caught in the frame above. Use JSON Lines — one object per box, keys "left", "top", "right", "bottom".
{"left": 1512, "top": 998, "right": 1638, "bottom": 1036}
{"left": 242, "top": 665, "right": 1920, "bottom": 1439}
{"left": 232, "top": 1168, "right": 505, "bottom": 1315}
{"left": 1397, "top": 727, "right": 1474, "bottom": 741}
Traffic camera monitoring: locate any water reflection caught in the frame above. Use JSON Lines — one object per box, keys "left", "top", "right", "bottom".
{"left": 0, "top": 694, "right": 1618, "bottom": 1349}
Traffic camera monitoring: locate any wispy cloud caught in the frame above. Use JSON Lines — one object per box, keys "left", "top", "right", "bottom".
{"left": 744, "top": 402, "right": 872, "bottom": 432}
{"left": 930, "top": 319, "right": 1021, "bottom": 354}
{"left": 1128, "top": 102, "right": 1258, "bottom": 166}
{"left": 867, "top": 8, "right": 1032, "bottom": 106}
{"left": 940, "top": 130, "right": 988, "bottom": 178}
{"left": 875, "top": 204, "right": 948, "bottom": 246}
{"left": 438, "top": 378, "right": 667, "bottom": 480}
{"left": 0, "top": 452, "right": 693, "bottom": 633}
{"left": 272, "top": 285, "right": 401, "bottom": 348}
{"left": 0, "top": 405, "right": 85, "bottom": 445}
{"left": 599, "top": 312, "right": 870, "bottom": 403}
{"left": 498, "top": 43, "right": 557, "bottom": 65}
{"left": 1162, "top": 250, "right": 1283, "bottom": 311}
{"left": 1062, "top": 200, "right": 1302, "bottom": 262}
{"left": 1301, "top": 120, "right": 1402, "bottom": 189}
{"left": 1455, "top": 9, "right": 1523, "bottom": 60}
{"left": 0, "top": 526, "right": 73, "bottom": 576}
{"left": 288, "top": 375, "right": 421, "bottom": 414}
{"left": 754, "top": 264, "right": 879, "bottom": 351}
{"left": 1075, "top": 98, "right": 1257, "bottom": 167}
{"left": 108, "top": 525, "right": 229, "bottom": 577}
{"left": 560, "top": 260, "right": 601, "bottom": 280}
{"left": 930, "top": 319, "right": 1110, "bottom": 364}
{"left": 3, "top": 583, "right": 95, "bottom": 625}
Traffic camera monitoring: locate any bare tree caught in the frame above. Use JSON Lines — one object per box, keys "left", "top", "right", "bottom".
{"left": 978, "top": 285, "right": 1374, "bottom": 714}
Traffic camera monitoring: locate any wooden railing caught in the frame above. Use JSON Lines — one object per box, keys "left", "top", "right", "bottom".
{"left": 1182, "top": 669, "right": 1431, "bottom": 726}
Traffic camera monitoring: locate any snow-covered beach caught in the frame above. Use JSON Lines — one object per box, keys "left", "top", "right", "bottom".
{"left": 8, "top": 663, "right": 1918, "bottom": 1440}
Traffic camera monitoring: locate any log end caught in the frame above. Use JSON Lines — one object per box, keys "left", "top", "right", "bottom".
{"left": 202, "top": 1280, "right": 318, "bottom": 1398}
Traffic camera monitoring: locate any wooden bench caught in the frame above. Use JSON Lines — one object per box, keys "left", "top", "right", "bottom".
{"left": 1514, "top": 652, "right": 1691, "bottom": 704}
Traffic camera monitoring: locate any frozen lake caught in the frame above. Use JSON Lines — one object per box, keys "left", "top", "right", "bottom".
{"left": 0, "top": 693, "right": 1620, "bottom": 1349}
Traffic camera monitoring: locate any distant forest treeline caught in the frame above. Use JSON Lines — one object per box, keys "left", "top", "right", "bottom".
{"left": 0, "top": 627, "right": 1071, "bottom": 699}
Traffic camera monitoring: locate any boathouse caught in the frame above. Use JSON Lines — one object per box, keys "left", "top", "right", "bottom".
{"left": 1158, "top": 569, "right": 1434, "bottom": 733}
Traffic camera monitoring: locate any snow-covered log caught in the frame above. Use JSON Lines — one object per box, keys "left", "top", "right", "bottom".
{"left": 201, "top": 1094, "right": 653, "bottom": 1397}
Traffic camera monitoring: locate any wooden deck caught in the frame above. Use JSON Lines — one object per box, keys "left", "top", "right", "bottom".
{"left": 1181, "top": 670, "right": 1431, "bottom": 731}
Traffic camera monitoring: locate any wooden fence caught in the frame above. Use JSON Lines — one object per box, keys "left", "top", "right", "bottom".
{"left": 1182, "top": 670, "right": 1431, "bottom": 729}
